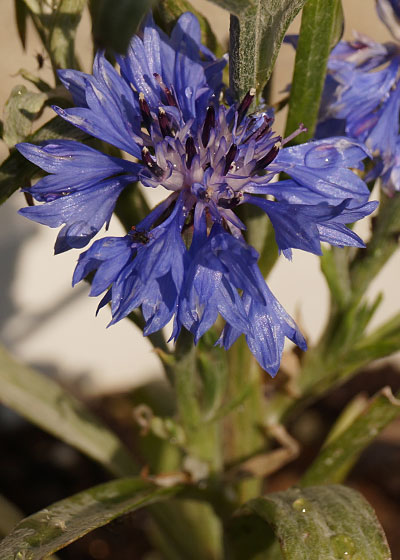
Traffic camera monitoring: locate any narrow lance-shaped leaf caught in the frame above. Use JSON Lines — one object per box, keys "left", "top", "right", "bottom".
{"left": 49, "top": 0, "right": 87, "bottom": 69}
{"left": 248, "top": 485, "right": 391, "bottom": 560}
{"left": 301, "top": 387, "right": 400, "bottom": 486}
{"left": 0, "top": 478, "right": 182, "bottom": 560}
{"left": 229, "top": 0, "right": 308, "bottom": 101}
{"left": 14, "top": 0, "right": 28, "bottom": 49}
{"left": 284, "top": 0, "right": 343, "bottom": 143}
{"left": 0, "top": 345, "right": 137, "bottom": 477}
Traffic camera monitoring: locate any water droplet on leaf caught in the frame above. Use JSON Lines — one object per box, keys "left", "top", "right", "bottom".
{"left": 330, "top": 534, "right": 356, "bottom": 558}
{"left": 292, "top": 497, "right": 308, "bottom": 513}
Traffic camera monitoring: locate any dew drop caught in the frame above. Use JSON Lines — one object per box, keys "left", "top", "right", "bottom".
{"left": 292, "top": 498, "right": 308, "bottom": 513}
{"left": 330, "top": 534, "right": 356, "bottom": 559}
{"left": 304, "top": 145, "right": 340, "bottom": 168}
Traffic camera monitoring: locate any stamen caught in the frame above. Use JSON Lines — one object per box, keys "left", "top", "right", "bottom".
{"left": 281, "top": 123, "right": 307, "bottom": 146}
{"left": 185, "top": 136, "right": 196, "bottom": 169}
{"left": 158, "top": 107, "right": 174, "bottom": 138}
{"left": 237, "top": 88, "right": 256, "bottom": 126}
{"left": 253, "top": 145, "right": 279, "bottom": 172}
{"left": 153, "top": 73, "right": 177, "bottom": 107}
{"left": 202, "top": 106, "right": 215, "bottom": 147}
{"left": 139, "top": 92, "right": 152, "bottom": 131}
{"left": 243, "top": 115, "right": 273, "bottom": 144}
{"left": 142, "top": 146, "right": 164, "bottom": 177}
{"left": 223, "top": 144, "right": 238, "bottom": 175}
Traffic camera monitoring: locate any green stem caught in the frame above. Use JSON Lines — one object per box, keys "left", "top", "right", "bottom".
{"left": 225, "top": 336, "right": 266, "bottom": 503}
{"left": 350, "top": 192, "right": 400, "bottom": 303}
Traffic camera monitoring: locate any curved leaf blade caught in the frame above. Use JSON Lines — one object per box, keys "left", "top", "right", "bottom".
{"left": 0, "top": 478, "right": 181, "bottom": 559}
{"left": 49, "top": 0, "right": 87, "bottom": 69}
{"left": 3, "top": 85, "right": 47, "bottom": 147}
{"left": 248, "top": 485, "right": 391, "bottom": 560}
{"left": 0, "top": 345, "right": 137, "bottom": 477}
{"left": 301, "top": 388, "right": 400, "bottom": 486}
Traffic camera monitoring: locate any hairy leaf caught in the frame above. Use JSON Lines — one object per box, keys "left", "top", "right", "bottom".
{"left": 285, "top": 0, "right": 343, "bottom": 142}
{"left": 49, "top": 0, "right": 87, "bottom": 69}
{"left": 249, "top": 485, "right": 391, "bottom": 559}
{"left": 229, "top": 0, "right": 308, "bottom": 100}
{"left": 0, "top": 478, "right": 181, "bottom": 559}
{"left": 2, "top": 85, "right": 47, "bottom": 147}
{"left": 0, "top": 345, "right": 137, "bottom": 477}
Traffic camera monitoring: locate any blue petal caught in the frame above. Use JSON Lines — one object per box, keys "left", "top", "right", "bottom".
{"left": 219, "top": 278, "right": 306, "bottom": 376}
{"left": 19, "top": 176, "right": 132, "bottom": 253}
{"left": 275, "top": 138, "right": 371, "bottom": 204}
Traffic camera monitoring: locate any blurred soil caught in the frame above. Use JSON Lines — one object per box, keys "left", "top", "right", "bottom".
{"left": 1, "top": 364, "right": 400, "bottom": 559}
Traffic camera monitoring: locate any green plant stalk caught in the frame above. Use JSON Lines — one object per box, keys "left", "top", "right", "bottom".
{"left": 173, "top": 329, "right": 223, "bottom": 469}
{"left": 266, "top": 190, "right": 400, "bottom": 424}
{"left": 350, "top": 192, "right": 400, "bottom": 303}
{"left": 284, "top": 0, "right": 343, "bottom": 143}
{"left": 225, "top": 336, "right": 266, "bottom": 503}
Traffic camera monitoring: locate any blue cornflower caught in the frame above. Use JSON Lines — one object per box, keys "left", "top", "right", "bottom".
{"left": 17, "top": 13, "right": 377, "bottom": 375}
{"left": 317, "top": 0, "right": 400, "bottom": 193}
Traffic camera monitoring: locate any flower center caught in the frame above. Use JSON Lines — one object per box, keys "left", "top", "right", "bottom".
{"left": 138, "top": 83, "right": 282, "bottom": 212}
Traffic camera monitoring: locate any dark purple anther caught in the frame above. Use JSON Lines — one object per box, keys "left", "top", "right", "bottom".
{"left": 185, "top": 136, "right": 196, "bottom": 169}
{"left": 154, "top": 73, "right": 177, "bottom": 107}
{"left": 158, "top": 108, "right": 173, "bottom": 138}
{"left": 243, "top": 115, "right": 273, "bottom": 144}
{"left": 223, "top": 144, "right": 238, "bottom": 175}
{"left": 237, "top": 88, "right": 256, "bottom": 126}
{"left": 139, "top": 92, "right": 152, "bottom": 131}
{"left": 142, "top": 147, "right": 164, "bottom": 177}
{"left": 202, "top": 106, "right": 215, "bottom": 147}
{"left": 253, "top": 145, "right": 279, "bottom": 173}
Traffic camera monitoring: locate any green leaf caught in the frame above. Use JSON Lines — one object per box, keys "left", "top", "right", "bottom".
{"left": 0, "top": 345, "right": 137, "bottom": 477}
{"left": 301, "top": 388, "right": 400, "bottom": 486}
{"left": 89, "top": 0, "right": 158, "bottom": 54}
{"left": 343, "top": 311, "right": 400, "bottom": 374}
{"left": 249, "top": 485, "right": 392, "bottom": 560}
{"left": 49, "top": 0, "right": 87, "bottom": 69}
{"left": 2, "top": 85, "right": 47, "bottom": 147}
{"left": 0, "top": 115, "right": 89, "bottom": 205}
{"left": 225, "top": 512, "right": 278, "bottom": 560}
{"left": 15, "top": 0, "right": 28, "bottom": 49}
{"left": 229, "top": 0, "right": 308, "bottom": 101}
{"left": 285, "top": 0, "right": 343, "bottom": 143}
{"left": 0, "top": 478, "right": 181, "bottom": 559}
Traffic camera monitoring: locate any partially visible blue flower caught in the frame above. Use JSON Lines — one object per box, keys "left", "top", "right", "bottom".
{"left": 17, "top": 12, "right": 377, "bottom": 375}
{"left": 317, "top": 0, "right": 400, "bottom": 192}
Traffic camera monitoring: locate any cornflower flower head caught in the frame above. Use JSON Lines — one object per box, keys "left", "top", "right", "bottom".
{"left": 17, "top": 13, "right": 377, "bottom": 375}
{"left": 318, "top": 0, "right": 400, "bottom": 193}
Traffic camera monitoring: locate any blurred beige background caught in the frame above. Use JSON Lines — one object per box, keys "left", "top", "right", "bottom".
{"left": 0, "top": 0, "right": 399, "bottom": 394}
